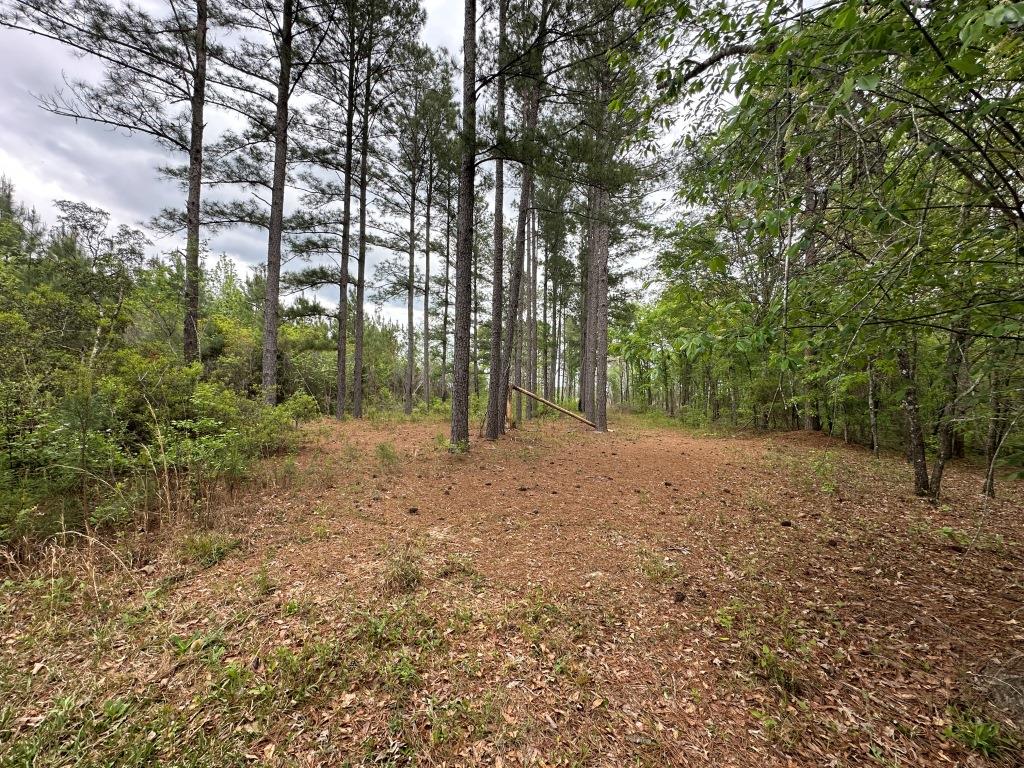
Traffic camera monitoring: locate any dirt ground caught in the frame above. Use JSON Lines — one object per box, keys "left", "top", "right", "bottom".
{"left": 2, "top": 414, "right": 1023, "bottom": 767}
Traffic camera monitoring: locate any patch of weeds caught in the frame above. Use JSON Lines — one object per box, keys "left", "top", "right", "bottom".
{"left": 381, "top": 650, "right": 421, "bottom": 692}
{"left": 375, "top": 442, "right": 401, "bottom": 473}
{"left": 715, "top": 599, "right": 745, "bottom": 630}
{"left": 310, "top": 522, "right": 331, "bottom": 541}
{"left": 750, "top": 644, "right": 802, "bottom": 696}
{"left": 282, "top": 598, "right": 311, "bottom": 618}
{"left": 447, "top": 439, "right": 470, "bottom": 455}
{"left": 811, "top": 451, "right": 838, "bottom": 495}
{"left": 744, "top": 488, "right": 772, "bottom": 515}
{"left": 0, "top": 694, "right": 248, "bottom": 766}
{"left": 278, "top": 455, "right": 298, "bottom": 486}
{"left": 937, "top": 526, "right": 1005, "bottom": 553}
{"left": 943, "top": 706, "right": 1017, "bottom": 758}
{"left": 265, "top": 640, "right": 347, "bottom": 703}
{"left": 449, "top": 605, "right": 474, "bottom": 632}
{"left": 253, "top": 563, "right": 276, "bottom": 596}
{"left": 751, "top": 708, "right": 780, "bottom": 740}
{"left": 179, "top": 531, "right": 239, "bottom": 567}
{"left": 168, "top": 629, "right": 226, "bottom": 664}
{"left": 420, "top": 694, "right": 503, "bottom": 748}
{"left": 437, "top": 554, "right": 483, "bottom": 588}
{"left": 638, "top": 549, "right": 680, "bottom": 584}
{"left": 382, "top": 546, "right": 424, "bottom": 595}
{"left": 512, "top": 589, "right": 588, "bottom": 659}
{"left": 351, "top": 600, "right": 442, "bottom": 653}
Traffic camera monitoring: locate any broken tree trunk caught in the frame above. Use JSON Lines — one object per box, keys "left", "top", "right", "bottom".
{"left": 510, "top": 383, "right": 596, "bottom": 429}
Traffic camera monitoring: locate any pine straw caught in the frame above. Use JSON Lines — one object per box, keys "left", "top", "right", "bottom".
{"left": 1, "top": 415, "right": 1022, "bottom": 766}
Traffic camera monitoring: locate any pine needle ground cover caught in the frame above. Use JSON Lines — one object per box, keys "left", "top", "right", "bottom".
{"left": 2, "top": 416, "right": 1021, "bottom": 767}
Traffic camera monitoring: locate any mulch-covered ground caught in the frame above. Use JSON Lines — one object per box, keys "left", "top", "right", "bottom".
{"left": 2, "top": 414, "right": 1022, "bottom": 767}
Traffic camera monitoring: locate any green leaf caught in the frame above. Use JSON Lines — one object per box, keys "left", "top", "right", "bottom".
{"left": 950, "top": 54, "right": 984, "bottom": 77}
{"left": 855, "top": 74, "right": 880, "bottom": 91}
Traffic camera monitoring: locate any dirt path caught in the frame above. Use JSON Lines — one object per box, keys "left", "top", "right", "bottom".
{"left": 3, "top": 416, "right": 1022, "bottom": 767}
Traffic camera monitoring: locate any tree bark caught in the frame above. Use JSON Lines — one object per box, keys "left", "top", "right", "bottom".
{"left": 183, "top": 0, "right": 208, "bottom": 365}
{"left": 405, "top": 172, "right": 417, "bottom": 415}
{"left": 867, "top": 357, "right": 879, "bottom": 455}
{"left": 423, "top": 161, "right": 432, "bottom": 407}
{"left": 983, "top": 370, "right": 1007, "bottom": 498}
{"left": 896, "top": 344, "right": 930, "bottom": 496}
{"left": 483, "top": 0, "right": 507, "bottom": 439}
{"left": 441, "top": 175, "right": 451, "bottom": 401}
{"left": 261, "top": 0, "right": 294, "bottom": 405}
{"left": 353, "top": 44, "right": 372, "bottom": 418}
{"left": 450, "top": 0, "right": 476, "bottom": 448}
{"left": 593, "top": 187, "right": 610, "bottom": 431}
{"left": 528, "top": 204, "right": 538, "bottom": 418}
{"left": 336, "top": 50, "right": 358, "bottom": 418}
{"left": 928, "top": 326, "right": 967, "bottom": 500}
{"left": 581, "top": 186, "right": 597, "bottom": 419}
{"left": 498, "top": 156, "right": 537, "bottom": 434}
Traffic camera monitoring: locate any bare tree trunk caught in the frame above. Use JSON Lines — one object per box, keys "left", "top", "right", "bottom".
{"left": 593, "top": 187, "right": 609, "bottom": 431}
{"left": 867, "top": 357, "right": 879, "bottom": 455}
{"left": 441, "top": 180, "right": 451, "bottom": 402}
{"left": 335, "top": 52, "right": 358, "bottom": 418}
{"left": 261, "top": 0, "right": 294, "bottom": 405}
{"left": 929, "top": 326, "right": 968, "bottom": 500}
{"left": 983, "top": 370, "right": 1008, "bottom": 498}
{"left": 542, "top": 238, "right": 550, "bottom": 402}
{"left": 353, "top": 45, "right": 372, "bottom": 419}
{"left": 423, "top": 162, "right": 432, "bottom": 407}
{"left": 514, "top": 279, "right": 523, "bottom": 425}
{"left": 497, "top": 101, "right": 539, "bottom": 433}
{"left": 528, "top": 205, "right": 538, "bottom": 418}
{"left": 183, "top": 0, "right": 208, "bottom": 364}
{"left": 484, "top": 0, "right": 507, "bottom": 439}
{"left": 473, "top": 243, "right": 480, "bottom": 397}
{"left": 450, "top": 0, "right": 477, "bottom": 447}
{"left": 405, "top": 175, "right": 417, "bottom": 415}
{"left": 896, "top": 344, "right": 930, "bottom": 496}
{"left": 581, "top": 186, "right": 597, "bottom": 419}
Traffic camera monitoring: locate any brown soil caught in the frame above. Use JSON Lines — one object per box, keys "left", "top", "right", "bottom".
{"left": 3, "top": 414, "right": 1023, "bottom": 767}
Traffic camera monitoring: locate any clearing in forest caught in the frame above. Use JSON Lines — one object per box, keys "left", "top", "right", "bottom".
{"left": 2, "top": 416, "right": 1022, "bottom": 767}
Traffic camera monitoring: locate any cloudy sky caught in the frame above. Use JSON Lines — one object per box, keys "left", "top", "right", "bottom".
{"left": 0, "top": 0, "right": 463, "bottom": 322}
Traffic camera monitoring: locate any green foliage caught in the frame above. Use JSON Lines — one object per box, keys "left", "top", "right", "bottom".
{"left": 0, "top": 190, "right": 328, "bottom": 555}
{"left": 610, "top": 0, "right": 1023, "bottom": 498}
{"left": 179, "top": 532, "right": 240, "bottom": 567}
{"left": 375, "top": 442, "right": 401, "bottom": 473}
{"left": 943, "top": 707, "right": 1016, "bottom": 758}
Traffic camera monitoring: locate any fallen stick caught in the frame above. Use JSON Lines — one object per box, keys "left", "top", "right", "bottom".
{"left": 509, "top": 383, "right": 597, "bottom": 429}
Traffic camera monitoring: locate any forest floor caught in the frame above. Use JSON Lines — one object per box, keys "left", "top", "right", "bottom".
{"left": 2, "top": 413, "right": 1023, "bottom": 767}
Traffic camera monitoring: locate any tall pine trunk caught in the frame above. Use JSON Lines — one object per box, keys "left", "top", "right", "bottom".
{"left": 405, "top": 174, "right": 417, "bottom": 415}
{"left": 353, "top": 46, "right": 372, "bottom": 418}
{"left": 498, "top": 162, "right": 535, "bottom": 433}
{"left": 484, "top": 0, "right": 507, "bottom": 439}
{"left": 261, "top": 0, "right": 294, "bottom": 405}
{"left": 183, "top": 0, "right": 208, "bottom": 364}
{"left": 336, "top": 52, "right": 358, "bottom": 418}
{"left": 527, "top": 205, "right": 538, "bottom": 417}
{"left": 449, "top": 0, "right": 477, "bottom": 448}
{"left": 441, "top": 179, "right": 451, "bottom": 401}
{"left": 423, "top": 165, "right": 432, "bottom": 407}
{"left": 593, "top": 187, "right": 610, "bottom": 430}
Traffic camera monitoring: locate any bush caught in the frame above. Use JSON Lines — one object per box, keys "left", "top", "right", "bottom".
{"left": 0, "top": 358, "right": 316, "bottom": 554}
